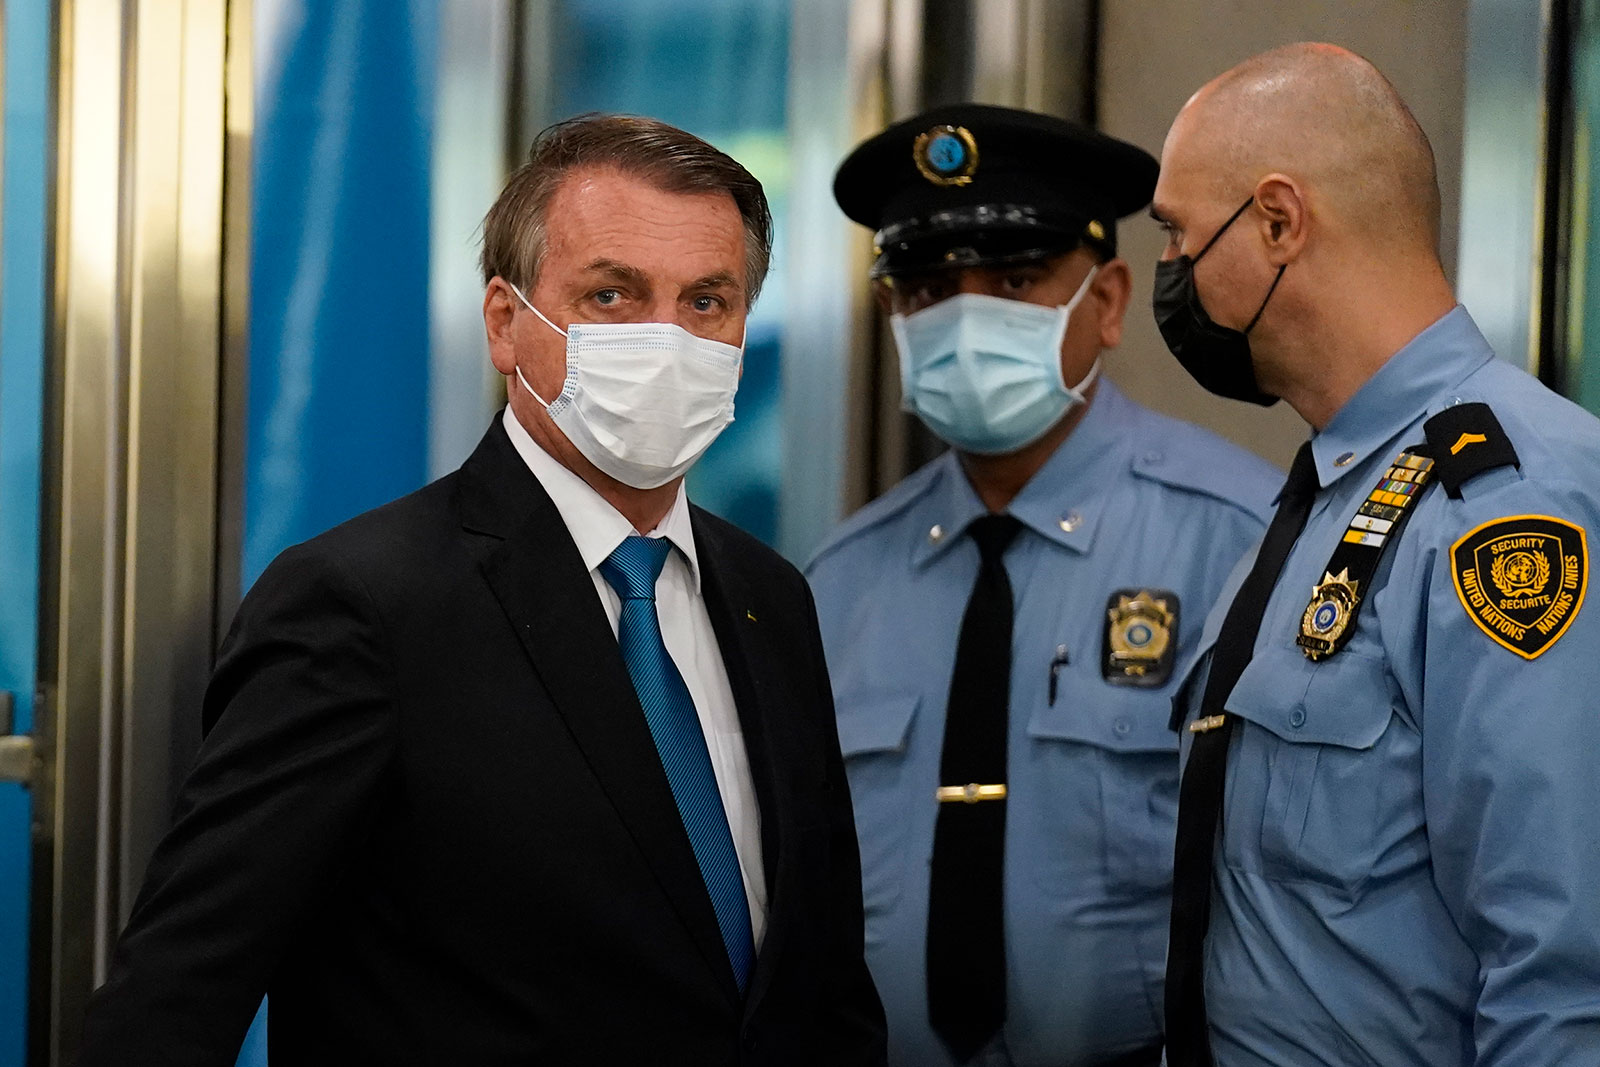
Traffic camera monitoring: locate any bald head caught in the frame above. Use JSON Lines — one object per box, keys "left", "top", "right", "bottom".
{"left": 1169, "top": 43, "right": 1440, "bottom": 252}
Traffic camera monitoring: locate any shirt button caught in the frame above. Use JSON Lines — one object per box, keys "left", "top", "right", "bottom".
{"left": 1334, "top": 451, "right": 1355, "bottom": 467}
{"left": 1113, "top": 717, "right": 1132, "bottom": 736}
{"left": 928, "top": 523, "right": 944, "bottom": 543}
{"left": 1289, "top": 707, "right": 1307, "bottom": 728}
{"left": 1059, "top": 510, "right": 1082, "bottom": 533}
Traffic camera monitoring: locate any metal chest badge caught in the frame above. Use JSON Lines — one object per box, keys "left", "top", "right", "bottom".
{"left": 1298, "top": 569, "right": 1360, "bottom": 658}
{"left": 1451, "top": 514, "right": 1588, "bottom": 659}
{"left": 1103, "top": 589, "right": 1179, "bottom": 686}
{"left": 913, "top": 124, "right": 979, "bottom": 187}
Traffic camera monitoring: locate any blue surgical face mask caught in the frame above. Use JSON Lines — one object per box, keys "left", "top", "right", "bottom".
{"left": 891, "top": 266, "right": 1101, "bottom": 455}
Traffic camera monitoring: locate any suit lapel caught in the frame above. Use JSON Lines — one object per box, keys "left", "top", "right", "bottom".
{"left": 692, "top": 511, "right": 796, "bottom": 1016}
{"left": 459, "top": 420, "right": 741, "bottom": 1004}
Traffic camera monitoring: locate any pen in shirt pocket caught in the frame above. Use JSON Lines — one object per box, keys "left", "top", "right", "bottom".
{"left": 1047, "top": 645, "right": 1070, "bottom": 705}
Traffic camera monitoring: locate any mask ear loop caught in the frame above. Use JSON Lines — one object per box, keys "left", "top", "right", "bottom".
{"left": 1185, "top": 196, "right": 1286, "bottom": 335}
{"left": 506, "top": 281, "right": 568, "bottom": 407}
{"left": 1191, "top": 196, "right": 1256, "bottom": 264}
{"left": 1244, "top": 265, "right": 1286, "bottom": 334}
{"left": 1058, "top": 264, "right": 1103, "bottom": 396}
{"left": 508, "top": 282, "right": 568, "bottom": 337}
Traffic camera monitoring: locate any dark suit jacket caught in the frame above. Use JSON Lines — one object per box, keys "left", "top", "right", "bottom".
{"left": 78, "top": 418, "right": 886, "bottom": 1066}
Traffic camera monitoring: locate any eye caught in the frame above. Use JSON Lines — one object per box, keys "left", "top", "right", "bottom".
{"left": 691, "top": 294, "right": 725, "bottom": 313}
{"left": 593, "top": 288, "right": 622, "bottom": 306}
{"left": 1001, "top": 271, "right": 1036, "bottom": 295}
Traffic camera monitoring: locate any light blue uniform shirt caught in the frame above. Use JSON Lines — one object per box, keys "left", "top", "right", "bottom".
{"left": 807, "top": 381, "right": 1277, "bottom": 1067}
{"left": 1174, "top": 307, "right": 1600, "bottom": 1065}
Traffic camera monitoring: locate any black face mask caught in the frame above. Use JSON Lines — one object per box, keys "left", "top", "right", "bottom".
{"left": 1152, "top": 196, "right": 1286, "bottom": 406}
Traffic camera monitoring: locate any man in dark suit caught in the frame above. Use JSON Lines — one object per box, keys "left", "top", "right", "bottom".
{"left": 78, "top": 114, "right": 886, "bottom": 1066}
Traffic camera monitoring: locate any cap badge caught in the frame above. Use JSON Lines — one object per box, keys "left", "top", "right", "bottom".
{"left": 913, "top": 125, "right": 979, "bottom": 187}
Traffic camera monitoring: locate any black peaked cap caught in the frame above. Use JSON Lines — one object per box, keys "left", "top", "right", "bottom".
{"left": 834, "top": 103, "right": 1158, "bottom": 276}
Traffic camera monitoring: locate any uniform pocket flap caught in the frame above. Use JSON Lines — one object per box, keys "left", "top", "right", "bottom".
{"left": 1225, "top": 646, "right": 1394, "bottom": 750}
{"left": 835, "top": 690, "right": 920, "bottom": 757}
{"left": 1026, "top": 678, "right": 1177, "bottom": 753}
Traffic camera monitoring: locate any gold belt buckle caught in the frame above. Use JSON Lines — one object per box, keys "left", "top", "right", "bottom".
{"left": 936, "top": 783, "right": 1007, "bottom": 803}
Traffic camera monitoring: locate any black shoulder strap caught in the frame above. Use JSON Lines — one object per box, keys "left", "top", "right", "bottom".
{"left": 1423, "top": 402, "right": 1520, "bottom": 499}
{"left": 1293, "top": 445, "right": 1434, "bottom": 661}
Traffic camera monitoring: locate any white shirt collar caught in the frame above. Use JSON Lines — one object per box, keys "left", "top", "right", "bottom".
{"left": 501, "top": 407, "right": 702, "bottom": 592}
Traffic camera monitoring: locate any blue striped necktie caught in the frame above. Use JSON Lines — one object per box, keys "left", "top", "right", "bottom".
{"left": 599, "top": 535, "right": 755, "bottom": 992}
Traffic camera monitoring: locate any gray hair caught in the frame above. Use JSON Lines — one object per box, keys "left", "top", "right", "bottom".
{"left": 479, "top": 113, "right": 774, "bottom": 305}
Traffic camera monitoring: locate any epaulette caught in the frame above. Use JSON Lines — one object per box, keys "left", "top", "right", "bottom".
{"left": 1128, "top": 439, "right": 1278, "bottom": 521}
{"left": 1423, "top": 402, "right": 1520, "bottom": 499}
{"left": 804, "top": 457, "right": 945, "bottom": 571}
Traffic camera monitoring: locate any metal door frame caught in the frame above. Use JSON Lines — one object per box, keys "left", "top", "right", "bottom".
{"left": 1458, "top": 0, "right": 1557, "bottom": 374}
{"left": 26, "top": 2, "right": 237, "bottom": 1062}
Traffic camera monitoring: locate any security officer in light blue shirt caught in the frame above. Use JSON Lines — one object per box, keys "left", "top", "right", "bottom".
{"left": 1152, "top": 45, "right": 1600, "bottom": 1066}
{"left": 806, "top": 104, "right": 1279, "bottom": 1067}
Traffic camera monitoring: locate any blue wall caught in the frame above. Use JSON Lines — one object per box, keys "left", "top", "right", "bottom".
{"left": 245, "top": 0, "right": 437, "bottom": 588}
{"left": 0, "top": 0, "right": 53, "bottom": 1058}
{"left": 240, "top": 2, "right": 438, "bottom": 1059}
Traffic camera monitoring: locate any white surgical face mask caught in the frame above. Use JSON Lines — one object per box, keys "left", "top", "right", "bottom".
{"left": 508, "top": 284, "right": 743, "bottom": 490}
{"left": 891, "top": 265, "right": 1101, "bottom": 455}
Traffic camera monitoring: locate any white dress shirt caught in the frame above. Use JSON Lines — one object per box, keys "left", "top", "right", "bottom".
{"left": 501, "top": 408, "right": 767, "bottom": 947}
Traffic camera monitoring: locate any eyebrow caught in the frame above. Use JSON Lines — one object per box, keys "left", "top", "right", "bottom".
{"left": 581, "top": 259, "right": 651, "bottom": 288}
{"left": 684, "top": 271, "right": 742, "bottom": 295}
{"left": 580, "top": 260, "right": 743, "bottom": 298}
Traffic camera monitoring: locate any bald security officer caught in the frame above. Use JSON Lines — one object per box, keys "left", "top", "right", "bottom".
{"left": 806, "top": 105, "right": 1280, "bottom": 1067}
{"left": 1154, "top": 45, "right": 1600, "bottom": 1066}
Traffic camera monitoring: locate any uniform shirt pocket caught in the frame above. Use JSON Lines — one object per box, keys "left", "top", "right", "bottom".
{"left": 835, "top": 690, "right": 921, "bottom": 918}
{"left": 1026, "top": 674, "right": 1179, "bottom": 894}
{"left": 1224, "top": 646, "right": 1403, "bottom": 891}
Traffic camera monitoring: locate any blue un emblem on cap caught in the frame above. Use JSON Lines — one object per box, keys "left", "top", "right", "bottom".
{"left": 913, "top": 124, "right": 979, "bottom": 187}
{"left": 927, "top": 133, "right": 965, "bottom": 173}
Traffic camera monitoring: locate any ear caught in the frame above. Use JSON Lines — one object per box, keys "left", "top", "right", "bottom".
{"left": 1252, "top": 173, "right": 1308, "bottom": 266}
{"left": 483, "top": 278, "right": 519, "bottom": 376}
{"left": 1091, "top": 257, "right": 1133, "bottom": 349}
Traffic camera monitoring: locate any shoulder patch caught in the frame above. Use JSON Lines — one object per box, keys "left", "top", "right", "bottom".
{"left": 1451, "top": 514, "right": 1587, "bottom": 659}
{"left": 1424, "top": 402, "right": 1520, "bottom": 498}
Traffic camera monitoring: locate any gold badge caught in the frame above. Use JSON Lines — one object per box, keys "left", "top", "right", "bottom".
{"left": 1297, "top": 569, "right": 1361, "bottom": 660}
{"left": 1103, "top": 589, "right": 1179, "bottom": 686}
{"left": 912, "top": 125, "right": 979, "bottom": 187}
{"left": 1452, "top": 514, "right": 1587, "bottom": 659}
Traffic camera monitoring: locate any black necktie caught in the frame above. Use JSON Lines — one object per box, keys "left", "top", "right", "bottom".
{"left": 1165, "top": 442, "right": 1319, "bottom": 1066}
{"left": 928, "top": 513, "right": 1022, "bottom": 1063}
